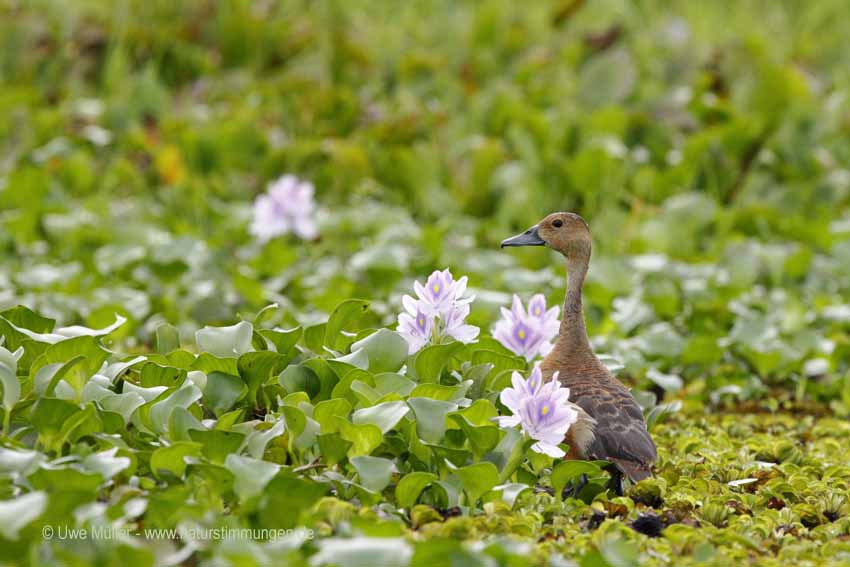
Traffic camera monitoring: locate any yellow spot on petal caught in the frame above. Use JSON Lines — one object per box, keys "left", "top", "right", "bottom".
{"left": 433, "top": 284, "right": 440, "bottom": 293}
{"left": 541, "top": 405, "right": 550, "bottom": 416}
{"left": 535, "top": 308, "right": 541, "bottom": 315}
{"left": 518, "top": 329, "right": 526, "bottom": 339}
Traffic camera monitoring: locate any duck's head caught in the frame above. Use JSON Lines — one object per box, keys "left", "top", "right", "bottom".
{"left": 500, "top": 212, "right": 591, "bottom": 258}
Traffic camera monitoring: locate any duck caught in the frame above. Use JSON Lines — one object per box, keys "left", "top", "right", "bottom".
{"left": 501, "top": 211, "right": 657, "bottom": 493}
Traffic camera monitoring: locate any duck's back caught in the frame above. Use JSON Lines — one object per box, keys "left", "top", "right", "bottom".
{"left": 543, "top": 358, "right": 657, "bottom": 481}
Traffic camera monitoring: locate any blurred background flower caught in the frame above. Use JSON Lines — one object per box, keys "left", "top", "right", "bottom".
{"left": 250, "top": 175, "right": 318, "bottom": 242}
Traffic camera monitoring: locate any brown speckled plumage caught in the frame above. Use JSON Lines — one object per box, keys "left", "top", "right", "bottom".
{"left": 503, "top": 212, "right": 657, "bottom": 482}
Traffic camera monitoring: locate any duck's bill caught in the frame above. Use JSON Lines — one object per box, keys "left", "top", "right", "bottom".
{"left": 501, "top": 225, "right": 545, "bottom": 248}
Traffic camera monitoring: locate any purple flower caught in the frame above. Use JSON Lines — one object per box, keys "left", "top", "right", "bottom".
{"left": 493, "top": 295, "right": 560, "bottom": 361}
{"left": 397, "top": 296, "right": 435, "bottom": 354}
{"left": 442, "top": 302, "right": 480, "bottom": 344}
{"left": 250, "top": 175, "right": 318, "bottom": 242}
{"left": 397, "top": 269, "right": 479, "bottom": 354}
{"left": 495, "top": 366, "right": 578, "bottom": 458}
{"left": 413, "top": 269, "right": 471, "bottom": 317}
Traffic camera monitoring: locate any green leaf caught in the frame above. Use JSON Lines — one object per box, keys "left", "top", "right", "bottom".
{"left": 189, "top": 429, "right": 246, "bottom": 463}
{"left": 350, "top": 456, "right": 397, "bottom": 493}
{"left": 407, "top": 397, "right": 458, "bottom": 444}
{"left": 259, "top": 327, "right": 302, "bottom": 354}
{"left": 282, "top": 405, "right": 307, "bottom": 439}
{"left": 352, "top": 401, "right": 409, "bottom": 434}
{"left": 454, "top": 462, "right": 499, "bottom": 506}
{"left": 448, "top": 414, "right": 500, "bottom": 457}
{"left": 325, "top": 299, "right": 370, "bottom": 350}
{"left": 149, "top": 383, "right": 202, "bottom": 435}
{"left": 150, "top": 442, "right": 202, "bottom": 478}
{"left": 0, "top": 492, "right": 47, "bottom": 540}
{"left": 395, "top": 472, "right": 437, "bottom": 509}
{"left": 413, "top": 342, "right": 464, "bottom": 382}
{"left": 374, "top": 373, "right": 416, "bottom": 397}
{"left": 258, "top": 472, "right": 328, "bottom": 529}
{"left": 333, "top": 417, "right": 383, "bottom": 457}
{"left": 154, "top": 324, "right": 180, "bottom": 353}
{"left": 409, "top": 381, "right": 471, "bottom": 401}
{"left": 224, "top": 454, "right": 280, "bottom": 501}
{"left": 551, "top": 460, "right": 604, "bottom": 501}
{"left": 484, "top": 427, "right": 536, "bottom": 483}
{"left": 313, "top": 398, "right": 352, "bottom": 432}
{"left": 195, "top": 321, "right": 254, "bottom": 358}
{"left": 238, "top": 351, "right": 285, "bottom": 407}
{"left": 317, "top": 433, "right": 353, "bottom": 466}
{"left": 311, "top": 537, "right": 412, "bottom": 567}
{"left": 201, "top": 371, "right": 245, "bottom": 416}
{"left": 279, "top": 364, "right": 320, "bottom": 397}
{"left": 350, "top": 329, "right": 408, "bottom": 373}
{"left": 0, "top": 346, "right": 22, "bottom": 428}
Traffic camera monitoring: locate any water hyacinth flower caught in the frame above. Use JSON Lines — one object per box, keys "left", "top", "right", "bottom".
{"left": 493, "top": 294, "right": 560, "bottom": 361}
{"left": 413, "top": 268, "right": 472, "bottom": 317}
{"left": 397, "top": 269, "right": 479, "bottom": 354}
{"left": 250, "top": 174, "right": 318, "bottom": 242}
{"left": 495, "top": 366, "right": 578, "bottom": 458}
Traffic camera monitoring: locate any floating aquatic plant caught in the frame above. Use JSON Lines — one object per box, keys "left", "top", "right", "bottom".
{"left": 397, "top": 269, "right": 479, "bottom": 354}
{"left": 493, "top": 294, "right": 560, "bottom": 361}
{"left": 250, "top": 174, "right": 318, "bottom": 242}
{"left": 495, "top": 366, "right": 578, "bottom": 458}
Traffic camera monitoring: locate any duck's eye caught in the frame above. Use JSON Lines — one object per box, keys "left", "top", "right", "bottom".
{"left": 553, "top": 219, "right": 563, "bottom": 228}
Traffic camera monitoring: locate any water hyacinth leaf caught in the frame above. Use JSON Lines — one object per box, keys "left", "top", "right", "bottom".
{"left": 82, "top": 448, "right": 131, "bottom": 481}
{"left": 313, "top": 398, "right": 352, "bottom": 432}
{"left": 552, "top": 460, "right": 604, "bottom": 501}
{"left": 258, "top": 472, "right": 328, "bottom": 529}
{"left": 259, "top": 327, "right": 302, "bottom": 354}
{"left": 325, "top": 299, "right": 370, "bottom": 350}
{"left": 484, "top": 427, "right": 536, "bottom": 483}
{"left": 351, "top": 456, "right": 397, "bottom": 493}
{"left": 431, "top": 479, "right": 461, "bottom": 509}
{"left": 448, "top": 414, "right": 500, "bottom": 457}
{"left": 195, "top": 321, "right": 254, "bottom": 358}
{"left": 242, "top": 419, "right": 286, "bottom": 458}
{"left": 29, "top": 397, "right": 81, "bottom": 449}
{"left": 333, "top": 417, "right": 383, "bottom": 457}
{"left": 149, "top": 382, "right": 203, "bottom": 434}
{"left": 225, "top": 454, "right": 280, "bottom": 501}
{"left": 374, "top": 373, "right": 416, "bottom": 397}
{"left": 189, "top": 429, "right": 246, "bottom": 463}
{"left": 303, "top": 323, "right": 327, "bottom": 353}
{"left": 238, "top": 351, "right": 286, "bottom": 407}
{"left": 139, "top": 362, "right": 185, "bottom": 388}
{"left": 350, "top": 329, "right": 409, "bottom": 373}
{"left": 0, "top": 447, "right": 44, "bottom": 475}
{"left": 302, "top": 357, "right": 339, "bottom": 401}
{"left": 0, "top": 491, "right": 47, "bottom": 540}
{"left": 168, "top": 406, "right": 206, "bottom": 441}
{"left": 409, "top": 381, "right": 471, "bottom": 402}
{"left": 349, "top": 380, "right": 381, "bottom": 406}
{"left": 31, "top": 336, "right": 110, "bottom": 390}
{"left": 201, "top": 371, "right": 246, "bottom": 416}
{"left": 150, "top": 442, "right": 202, "bottom": 478}
{"left": 282, "top": 405, "right": 307, "bottom": 439}
{"left": 395, "top": 472, "right": 437, "bottom": 509}
{"left": 454, "top": 462, "right": 499, "bottom": 506}
{"left": 191, "top": 352, "right": 239, "bottom": 375}
{"left": 0, "top": 346, "right": 22, "bottom": 428}
{"left": 407, "top": 398, "right": 458, "bottom": 444}
{"left": 471, "top": 349, "right": 526, "bottom": 376}
{"left": 154, "top": 323, "right": 180, "bottom": 354}
{"left": 279, "top": 364, "right": 320, "bottom": 398}
{"left": 0, "top": 313, "right": 126, "bottom": 345}
{"left": 317, "top": 433, "right": 353, "bottom": 466}
{"left": 413, "top": 342, "right": 464, "bottom": 382}
{"left": 645, "top": 369, "right": 684, "bottom": 392}
{"left": 99, "top": 391, "right": 146, "bottom": 424}
{"left": 352, "top": 401, "right": 409, "bottom": 433}
{"left": 310, "top": 537, "right": 413, "bottom": 567}
{"left": 330, "top": 348, "right": 370, "bottom": 371}
{"left": 494, "top": 483, "right": 532, "bottom": 508}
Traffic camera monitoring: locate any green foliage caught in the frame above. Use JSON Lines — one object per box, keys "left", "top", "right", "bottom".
{"left": 2, "top": 0, "right": 850, "bottom": 564}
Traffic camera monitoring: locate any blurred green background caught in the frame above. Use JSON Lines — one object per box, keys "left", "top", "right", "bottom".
{"left": 2, "top": 0, "right": 850, "bottom": 407}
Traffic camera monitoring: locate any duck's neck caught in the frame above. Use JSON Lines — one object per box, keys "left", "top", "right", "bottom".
{"left": 556, "top": 249, "right": 593, "bottom": 357}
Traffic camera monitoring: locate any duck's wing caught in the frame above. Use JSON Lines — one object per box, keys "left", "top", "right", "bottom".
{"left": 574, "top": 383, "right": 657, "bottom": 481}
